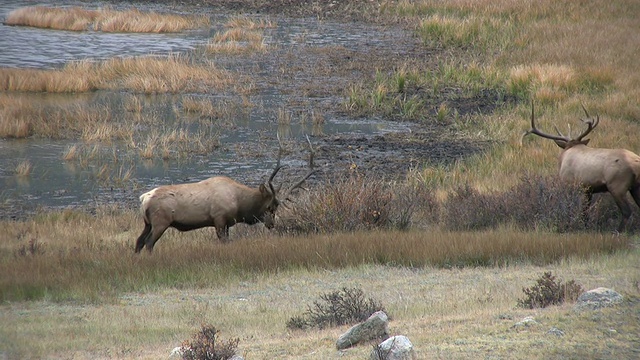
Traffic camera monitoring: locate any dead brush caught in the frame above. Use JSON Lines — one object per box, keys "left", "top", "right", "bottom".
{"left": 280, "top": 172, "right": 438, "bottom": 234}
{"left": 517, "top": 272, "right": 584, "bottom": 309}
{"left": 280, "top": 172, "right": 394, "bottom": 234}
{"left": 286, "top": 287, "right": 385, "bottom": 330}
{"left": 180, "top": 325, "right": 239, "bottom": 360}
{"left": 439, "top": 174, "right": 635, "bottom": 232}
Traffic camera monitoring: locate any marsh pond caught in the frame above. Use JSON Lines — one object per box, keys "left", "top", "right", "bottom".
{"left": 0, "top": 0, "right": 501, "bottom": 219}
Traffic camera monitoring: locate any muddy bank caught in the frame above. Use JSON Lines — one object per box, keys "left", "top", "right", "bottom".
{"left": 2, "top": 0, "right": 509, "bottom": 219}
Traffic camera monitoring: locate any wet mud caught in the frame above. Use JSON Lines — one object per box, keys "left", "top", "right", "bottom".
{"left": 3, "top": 0, "right": 511, "bottom": 218}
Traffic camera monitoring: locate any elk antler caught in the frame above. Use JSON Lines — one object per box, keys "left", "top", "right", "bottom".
{"left": 522, "top": 100, "right": 570, "bottom": 143}
{"left": 283, "top": 135, "right": 317, "bottom": 201}
{"left": 267, "top": 133, "right": 285, "bottom": 195}
{"left": 286, "top": 135, "right": 317, "bottom": 196}
{"left": 522, "top": 101, "right": 601, "bottom": 146}
{"left": 576, "top": 103, "right": 599, "bottom": 141}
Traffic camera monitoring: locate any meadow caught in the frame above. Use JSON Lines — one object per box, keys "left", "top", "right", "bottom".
{"left": 1, "top": 0, "right": 639, "bottom": 359}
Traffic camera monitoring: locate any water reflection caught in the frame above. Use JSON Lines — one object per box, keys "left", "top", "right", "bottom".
{"left": 0, "top": 0, "right": 210, "bottom": 69}
{"left": 0, "top": 0, "right": 411, "bottom": 214}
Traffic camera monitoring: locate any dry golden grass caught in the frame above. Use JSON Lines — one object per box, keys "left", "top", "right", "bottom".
{"left": 0, "top": 54, "right": 234, "bottom": 94}
{"left": 5, "top": 6, "right": 97, "bottom": 31}
{"left": 205, "top": 16, "right": 271, "bottom": 55}
{"left": 13, "top": 160, "right": 32, "bottom": 177}
{"left": 402, "top": 0, "right": 640, "bottom": 193}
{"left": 0, "top": 207, "right": 637, "bottom": 359}
{"left": 225, "top": 16, "right": 276, "bottom": 29}
{"left": 181, "top": 96, "right": 218, "bottom": 118}
{"left": 5, "top": 6, "right": 209, "bottom": 33}
{"left": 206, "top": 28, "right": 268, "bottom": 55}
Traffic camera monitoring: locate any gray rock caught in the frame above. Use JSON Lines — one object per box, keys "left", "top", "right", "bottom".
{"left": 573, "top": 287, "right": 623, "bottom": 312}
{"left": 370, "top": 335, "right": 416, "bottom": 360}
{"left": 336, "top": 311, "right": 389, "bottom": 350}
{"left": 512, "top": 316, "right": 539, "bottom": 330}
{"left": 547, "top": 327, "right": 565, "bottom": 337}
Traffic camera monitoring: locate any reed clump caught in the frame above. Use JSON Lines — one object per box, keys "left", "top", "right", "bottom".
{"left": 182, "top": 96, "right": 219, "bottom": 119}
{"left": 14, "top": 160, "right": 33, "bottom": 177}
{"left": 206, "top": 29, "right": 268, "bottom": 54}
{"left": 205, "top": 16, "right": 271, "bottom": 55}
{"left": 5, "top": 6, "right": 209, "bottom": 33}
{"left": 0, "top": 54, "right": 234, "bottom": 94}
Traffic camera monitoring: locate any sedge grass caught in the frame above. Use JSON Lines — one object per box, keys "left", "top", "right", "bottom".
{"left": 13, "top": 160, "right": 32, "bottom": 177}
{"left": 0, "top": 207, "right": 638, "bottom": 359}
{"left": 0, "top": 54, "right": 235, "bottom": 94}
{"left": 0, "top": 207, "right": 632, "bottom": 304}
{"left": 181, "top": 96, "right": 218, "bottom": 118}
{"left": 206, "top": 28, "right": 268, "bottom": 55}
{"left": 5, "top": 6, "right": 209, "bottom": 33}
{"left": 371, "top": 0, "right": 640, "bottom": 193}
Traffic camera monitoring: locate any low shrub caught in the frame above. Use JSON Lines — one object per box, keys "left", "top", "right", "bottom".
{"left": 284, "top": 173, "right": 636, "bottom": 234}
{"left": 440, "top": 174, "right": 637, "bottom": 232}
{"left": 279, "top": 172, "right": 437, "bottom": 234}
{"left": 517, "top": 272, "right": 584, "bottom": 309}
{"left": 286, "top": 287, "right": 385, "bottom": 330}
{"left": 181, "top": 325, "right": 239, "bottom": 360}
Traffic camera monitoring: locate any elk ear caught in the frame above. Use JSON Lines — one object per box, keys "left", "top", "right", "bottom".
{"left": 553, "top": 139, "right": 568, "bottom": 149}
{"left": 581, "top": 139, "right": 591, "bottom": 146}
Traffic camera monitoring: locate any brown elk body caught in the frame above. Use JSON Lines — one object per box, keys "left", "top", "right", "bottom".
{"left": 524, "top": 103, "right": 640, "bottom": 231}
{"left": 135, "top": 137, "right": 315, "bottom": 253}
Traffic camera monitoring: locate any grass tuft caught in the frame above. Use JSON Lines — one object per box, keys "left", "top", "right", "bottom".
{"left": 6, "top": 6, "right": 209, "bottom": 33}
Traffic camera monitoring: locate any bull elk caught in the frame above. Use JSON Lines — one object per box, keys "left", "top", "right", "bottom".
{"left": 134, "top": 136, "right": 316, "bottom": 253}
{"left": 523, "top": 102, "right": 640, "bottom": 231}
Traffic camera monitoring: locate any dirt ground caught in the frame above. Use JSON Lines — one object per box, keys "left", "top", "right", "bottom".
{"left": 138, "top": 0, "right": 505, "bottom": 183}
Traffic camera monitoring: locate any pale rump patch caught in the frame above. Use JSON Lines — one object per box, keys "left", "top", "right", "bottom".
{"left": 139, "top": 188, "right": 157, "bottom": 211}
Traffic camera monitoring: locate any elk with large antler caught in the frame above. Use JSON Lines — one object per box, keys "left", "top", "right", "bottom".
{"left": 523, "top": 102, "right": 640, "bottom": 232}
{"left": 134, "top": 136, "right": 316, "bottom": 253}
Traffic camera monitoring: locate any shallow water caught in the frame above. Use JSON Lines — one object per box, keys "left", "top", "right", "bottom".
{"left": 0, "top": 0, "right": 412, "bottom": 216}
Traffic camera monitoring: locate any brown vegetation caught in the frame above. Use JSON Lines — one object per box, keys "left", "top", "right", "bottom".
{"left": 2, "top": 0, "right": 640, "bottom": 359}
{"left": 5, "top": 6, "right": 209, "bottom": 33}
{"left": 0, "top": 54, "right": 234, "bottom": 94}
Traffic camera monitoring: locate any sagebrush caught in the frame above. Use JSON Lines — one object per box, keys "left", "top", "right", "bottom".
{"left": 517, "top": 272, "right": 584, "bottom": 309}
{"left": 181, "top": 325, "right": 239, "bottom": 360}
{"left": 286, "top": 287, "right": 385, "bottom": 330}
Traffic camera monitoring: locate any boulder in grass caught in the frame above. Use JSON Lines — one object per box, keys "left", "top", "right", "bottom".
{"left": 573, "top": 287, "right": 623, "bottom": 312}
{"left": 336, "top": 311, "right": 389, "bottom": 350}
{"left": 370, "top": 335, "right": 416, "bottom": 360}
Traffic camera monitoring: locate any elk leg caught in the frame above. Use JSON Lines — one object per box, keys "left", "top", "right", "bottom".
{"left": 144, "top": 225, "right": 168, "bottom": 252}
{"left": 630, "top": 186, "right": 640, "bottom": 209}
{"left": 629, "top": 186, "right": 640, "bottom": 229}
{"left": 215, "top": 225, "right": 230, "bottom": 243}
{"left": 611, "top": 194, "right": 632, "bottom": 233}
{"left": 134, "top": 223, "right": 152, "bottom": 253}
{"left": 581, "top": 191, "right": 594, "bottom": 228}
{"left": 213, "top": 216, "right": 231, "bottom": 243}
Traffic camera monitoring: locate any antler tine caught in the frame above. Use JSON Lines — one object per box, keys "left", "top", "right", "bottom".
{"left": 525, "top": 100, "right": 569, "bottom": 142}
{"left": 268, "top": 133, "right": 286, "bottom": 193}
{"left": 581, "top": 102, "right": 590, "bottom": 118}
{"left": 576, "top": 105, "right": 599, "bottom": 141}
{"left": 553, "top": 125, "right": 567, "bottom": 138}
{"left": 305, "top": 134, "right": 315, "bottom": 169}
{"left": 286, "top": 135, "right": 317, "bottom": 195}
